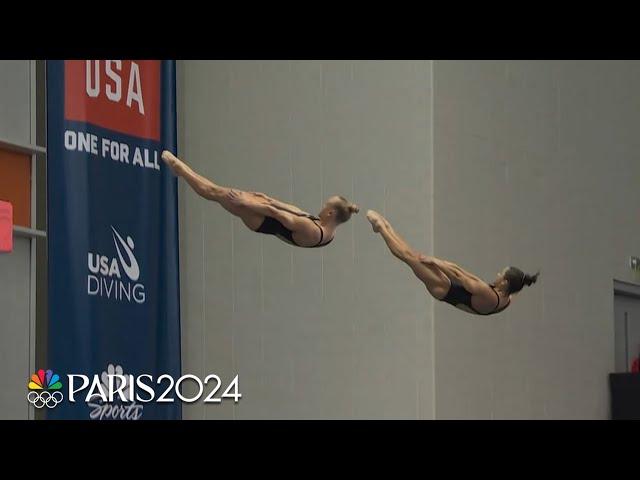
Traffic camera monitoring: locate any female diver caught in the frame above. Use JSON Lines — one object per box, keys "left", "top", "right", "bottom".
{"left": 365, "top": 210, "right": 538, "bottom": 315}
{"left": 162, "top": 151, "right": 359, "bottom": 248}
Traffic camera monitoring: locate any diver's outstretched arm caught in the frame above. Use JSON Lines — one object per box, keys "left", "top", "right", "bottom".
{"left": 420, "top": 256, "right": 484, "bottom": 294}
{"left": 251, "top": 192, "right": 312, "bottom": 217}
{"left": 227, "top": 190, "right": 312, "bottom": 233}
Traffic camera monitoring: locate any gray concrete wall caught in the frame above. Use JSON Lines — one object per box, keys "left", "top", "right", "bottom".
{"left": 0, "top": 237, "right": 32, "bottom": 419}
{"left": 178, "top": 61, "right": 434, "bottom": 419}
{"left": 432, "top": 61, "right": 640, "bottom": 419}
{"left": 0, "top": 60, "right": 35, "bottom": 419}
{"left": 178, "top": 60, "right": 640, "bottom": 419}
{"left": 0, "top": 61, "right": 31, "bottom": 144}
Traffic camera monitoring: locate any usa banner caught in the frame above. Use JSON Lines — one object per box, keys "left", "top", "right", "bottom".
{"left": 46, "top": 60, "right": 181, "bottom": 419}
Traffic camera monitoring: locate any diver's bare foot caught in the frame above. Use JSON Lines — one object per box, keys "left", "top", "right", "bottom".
{"left": 161, "top": 150, "right": 184, "bottom": 176}
{"left": 366, "top": 210, "right": 385, "bottom": 233}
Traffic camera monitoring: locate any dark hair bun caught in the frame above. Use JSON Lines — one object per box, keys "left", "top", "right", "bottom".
{"left": 524, "top": 272, "right": 540, "bottom": 287}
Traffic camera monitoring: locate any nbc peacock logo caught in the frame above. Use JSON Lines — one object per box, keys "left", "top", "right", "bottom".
{"left": 27, "top": 369, "right": 64, "bottom": 409}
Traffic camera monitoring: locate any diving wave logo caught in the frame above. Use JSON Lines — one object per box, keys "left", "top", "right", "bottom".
{"left": 87, "top": 225, "right": 146, "bottom": 304}
{"left": 27, "top": 369, "right": 64, "bottom": 409}
{"left": 111, "top": 226, "right": 140, "bottom": 281}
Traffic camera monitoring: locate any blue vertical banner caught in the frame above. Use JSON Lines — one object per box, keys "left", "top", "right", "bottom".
{"left": 47, "top": 60, "right": 181, "bottom": 419}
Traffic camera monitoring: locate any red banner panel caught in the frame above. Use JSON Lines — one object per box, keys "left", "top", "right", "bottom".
{"left": 65, "top": 60, "right": 161, "bottom": 141}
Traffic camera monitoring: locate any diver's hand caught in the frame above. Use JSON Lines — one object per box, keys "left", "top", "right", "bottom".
{"left": 418, "top": 254, "right": 435, "bottom": 265}
{"left": 250, "top": 192, "right": 273, "bottom": 203}
{"left": 227, "top": 189, "right": 249, "bottom": 207}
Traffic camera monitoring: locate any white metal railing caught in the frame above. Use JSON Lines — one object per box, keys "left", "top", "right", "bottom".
{"left": 0, "top": 137, "right": 46, "bottom": 156}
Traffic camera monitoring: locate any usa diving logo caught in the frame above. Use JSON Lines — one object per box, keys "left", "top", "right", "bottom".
{"left": 87, "top": 226, "right": 146, "bottom": 304}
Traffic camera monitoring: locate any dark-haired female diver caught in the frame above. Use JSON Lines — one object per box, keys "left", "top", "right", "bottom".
{"left": 366, "top": 210, "right": 538, "bottom": 315}
{"left": 162, "top": 151, "right": 359, "bottom": 248}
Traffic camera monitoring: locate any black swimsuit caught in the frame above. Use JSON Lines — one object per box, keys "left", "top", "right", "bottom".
{"left": 256, "top": 214, "right": 332, "bottom": 248}
{"left": 441, "top": 276, "right": 509, "bottom": 316}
